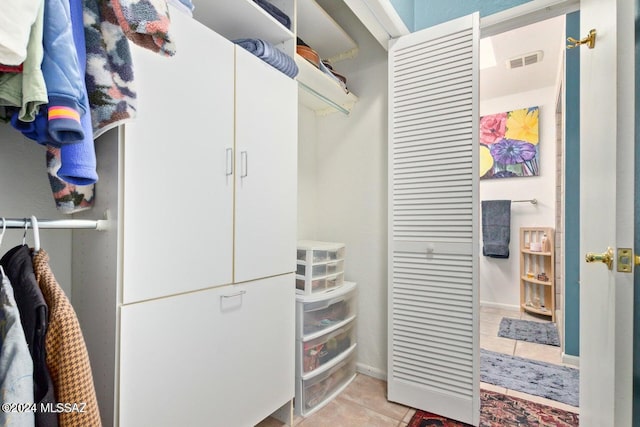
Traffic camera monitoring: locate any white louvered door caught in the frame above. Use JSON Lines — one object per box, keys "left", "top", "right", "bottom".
{"left": 387, "top": 13, "right": 480, "bottom": 426}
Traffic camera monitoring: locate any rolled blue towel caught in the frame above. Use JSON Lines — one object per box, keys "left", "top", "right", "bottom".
{"left": 253, "top": 0, "right": 291, "bottom": 29}
{"left": 233, "top": 38, "right": 298, "bottom": 78}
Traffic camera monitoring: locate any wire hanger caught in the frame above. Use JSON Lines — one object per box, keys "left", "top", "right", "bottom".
{"left": 31, "top": 215, "right": 40, "bottom": 254}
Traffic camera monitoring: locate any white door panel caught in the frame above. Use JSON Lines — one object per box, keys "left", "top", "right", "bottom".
{"left": 122, "top": 11, "right": 234, "bottom": 303}
{"left": 580, "top": 0, "right": 634, "bottom": 425}
{"left": 234, "top": 47, "right": 298, "bottom": 283}
{"left": 388, "top": 13, "right": 480, "bottom": 426}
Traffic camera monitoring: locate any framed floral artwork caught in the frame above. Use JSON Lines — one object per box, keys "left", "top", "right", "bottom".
{"left": 479, "top": 106, "right": 539, "bottom": 179}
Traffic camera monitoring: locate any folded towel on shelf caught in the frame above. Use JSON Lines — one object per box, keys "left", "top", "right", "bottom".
{"left": 253, "top": 0, "right": 291, "bottom": 29}
{"left": 233, "top": 38, "right": 298, "bottom": 78}
{"left": 111, "top": 0, "right": 176, "bottom": 56}
{"left": 481, "top": 200, "right": 511, "bottom": 258}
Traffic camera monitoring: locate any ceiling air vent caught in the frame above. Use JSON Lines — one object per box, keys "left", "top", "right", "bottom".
{"left": 506, "top": 50, "right": 544, "bottom": 69}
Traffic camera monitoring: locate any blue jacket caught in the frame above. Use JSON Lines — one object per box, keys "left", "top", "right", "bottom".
{"left": 40, "top": 0, "right": 87, "bottom": 143}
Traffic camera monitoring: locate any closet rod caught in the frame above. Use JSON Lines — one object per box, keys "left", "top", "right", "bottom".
{"left": 512, "top": 198, "right": 537, "bottom": 205}
{"left": 1, "top": 217, "right": 109, "bottom": 231}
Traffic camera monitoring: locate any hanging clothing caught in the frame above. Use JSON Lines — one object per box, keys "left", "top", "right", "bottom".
{"left": 0, "top": 0, "right": 48, "bottom": 123}
{"left": 45, "top": 146, "right": 95, "bottom": 214}
{"left": 33, "top": 250, "right": 102, "bottom": 427}
{"left": 111, "top": 0, "right": 176, "bottom": 56}
{"left": 0, "top": 0, "right": 41, "bottom": 66}
{"left": 55, "top": 0, "right": 98, "bottom": 186}
{"left": 0, "top": 246, "right": 58, "bottom": 427}
{"left": 83, "top": 0, "right": 137, "bottom": 137}
{"left": 10, "top": 0, "right": 98, "bottom": 188}
{"left": 0, "top": 269, "right": 35, "bottom": 427}
{"left": 39, "top": 0, "right": 88, "bottom": 143}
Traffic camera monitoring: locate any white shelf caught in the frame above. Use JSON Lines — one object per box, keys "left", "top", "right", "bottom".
{"left": 193, "top": 0, "right": 294, "bottom": 48}
{"left": 295, "top": 54, "right": 358, "bottom": 115}
{"left": 297, "top": 0, "right": 358, "bottom": 62}
{"left": 295, "top": 0, "right": 359, "bottom": 115}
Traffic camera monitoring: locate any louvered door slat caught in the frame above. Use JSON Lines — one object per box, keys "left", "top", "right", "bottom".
{"left": 388, "top": 13, "right": 480, "bottom": 426}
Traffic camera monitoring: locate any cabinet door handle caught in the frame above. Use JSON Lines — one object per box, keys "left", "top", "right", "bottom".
{"left": 220, "top": 290, "right": 246, "bottom": 299}
{"left": 226, "top": 148, "right": 233, "bottom": 176}
{"left": 240, "top": 151, "right": 248, "bottom": 178}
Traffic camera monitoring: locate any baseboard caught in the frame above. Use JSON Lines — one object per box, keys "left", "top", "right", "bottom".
{"left": 479, "top": 301, "right": 520, "bottom": 313}
{"left": 356, "top": 363, "right": 387, "bottom": 381}
{"left": 562, "top": 353, "right": 580, "bottom": 367}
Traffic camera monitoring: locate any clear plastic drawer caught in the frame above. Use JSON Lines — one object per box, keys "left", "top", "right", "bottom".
{"left": 297, "top": 240, "right": 345, "bottom": 264}
{"left": 296, "top": 259, "right": 345, "bottom": 280}
{"left": 296, "top": 281, "right": 357, "bottom": 339}
{"left": 297, "top": 319, "right": 355, "bottom": 376}
{"left": 296, "top": 272, "right": 344, "bottom": 295}
{"left": 295, "top": 346, "right": 356, "bottom": 417}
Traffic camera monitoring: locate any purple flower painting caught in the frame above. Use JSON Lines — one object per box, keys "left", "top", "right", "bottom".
{"left": 480, "top": 106, "right": 540, "bottom": 179}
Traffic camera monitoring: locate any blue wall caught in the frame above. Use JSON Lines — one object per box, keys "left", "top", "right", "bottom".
{"left": 412, "top": 0, "right": 534, "bottom": 30}
{"left": 390, "top": 0, "right": 536, "bottom": 31}
{"left": 390, "top": 0, "right": 415, "bottom": 31}
{"left": 564, "top": 11, "right": 580, "bottom": 357}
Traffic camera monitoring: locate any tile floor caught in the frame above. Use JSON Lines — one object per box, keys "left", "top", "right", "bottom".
{"left": 257, "top": 305, "right": 579, "bottom": 426}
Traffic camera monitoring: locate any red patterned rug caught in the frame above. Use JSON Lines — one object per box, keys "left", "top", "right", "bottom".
{"left": 408, "top": 390, "right": 579, "bottom": 427}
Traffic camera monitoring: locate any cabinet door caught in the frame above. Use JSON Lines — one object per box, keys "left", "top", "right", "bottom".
{"left": 122, "top": 9, "right": 234, "bottom": 303}
{"left": 234, "top": 47, "right": 298, "bottom": 283}
{"left": 119, "top": 274, "right": 295, "bottom": 427}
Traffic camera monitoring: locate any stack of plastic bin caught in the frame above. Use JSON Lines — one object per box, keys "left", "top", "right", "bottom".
{"left": 294, "top": 240, "right": 358, "bottom": 416}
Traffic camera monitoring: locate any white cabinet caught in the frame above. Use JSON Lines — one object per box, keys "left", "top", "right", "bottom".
{"left": 72, "top": 6, "right": 298, "bottom": 426}
{"left": 121, "top": 9, "right": 297, "bottom": 302}
{"left": 234, "top": 47, "right": 298, "bottom": 283}
{"left": 119, "top": 274, "right": 295, "bottom": 427}
{"left": 122, "top": 12, "right": 235, "bottom": 304}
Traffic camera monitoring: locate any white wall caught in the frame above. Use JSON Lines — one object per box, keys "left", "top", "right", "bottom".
{"left": 0, "top": 124, "right": 72, "bottom": 294}
{"left": 298, "top": 0, "right": 389, "bottom": 377}
{"left": 297, "top": 106, "right": 319, "bottom": 239}
{"left": 479, "top": 86, "right": 557, "bottom": 308}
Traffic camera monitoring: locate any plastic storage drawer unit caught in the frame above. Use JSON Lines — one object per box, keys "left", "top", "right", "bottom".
{"left": 295, "top": 345, "right": 357, "bottom": 416}
{"left": 298, "top": 319, "right": 356, "bottom": 375}
{"left": 296, "top": 271, "right": 344, "bottom": 295}
{"left": 296, "top": 281, "right": 357, "bottom": 339}
{"left": 296, "top": 259, "right": 345, "bottom": 280}
{"left": 297, "top": 240, "right": 345, "bottom": 264}
{"left": 296, "top": 240, "right": 346, "bottom": 295}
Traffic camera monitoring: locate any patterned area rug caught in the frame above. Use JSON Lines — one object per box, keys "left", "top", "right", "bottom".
{"left": 498, "top": 318, "right": 560, "bottom": 346}
{"left": 408, "top": 390, "right": 579, "bottom": 427}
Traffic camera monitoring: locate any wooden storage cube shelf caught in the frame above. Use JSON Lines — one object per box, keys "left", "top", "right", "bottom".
{"left": 520, "top": 227, "right": 555, "bottom": 320}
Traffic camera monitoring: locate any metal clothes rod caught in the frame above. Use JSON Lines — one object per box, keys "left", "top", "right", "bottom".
{"left": 512, "top": 198, "right": 537, "bottom": 205}
{"left": 1, "top": 217, "right": 109, "bottom": 231}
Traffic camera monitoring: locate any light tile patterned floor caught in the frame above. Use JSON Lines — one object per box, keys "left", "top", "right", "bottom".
{"left": 256, "top": 305, "right": 578, "bottom": 426}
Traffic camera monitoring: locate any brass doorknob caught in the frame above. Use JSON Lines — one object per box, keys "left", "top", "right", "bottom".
{"left": 585, "top": 247, "right": 613, "bottom": 270}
